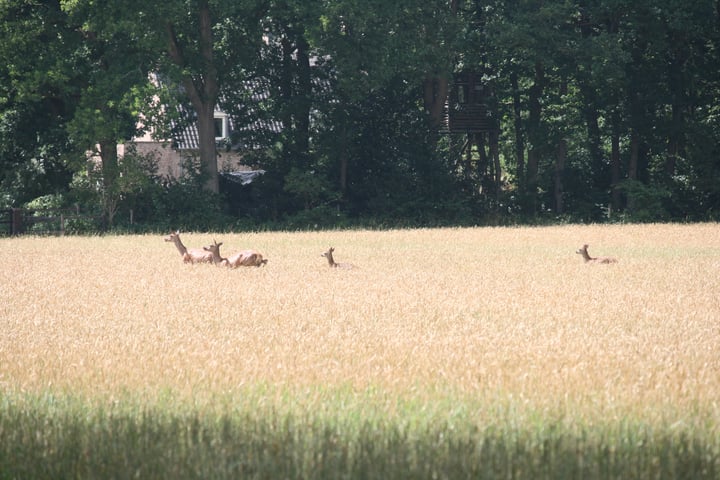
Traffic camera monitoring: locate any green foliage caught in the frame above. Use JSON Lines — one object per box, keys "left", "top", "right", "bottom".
{"left": 64, "top": 146, "right": 160, "bottom": 229}
{"left": 0, "top": 107, "right": 76, "bottom": 207}
{"left": 148, "top": 158, "right": 234, "bottom": 232}
{"left": 280, "top": 205, "right": 349, "bottom": 230}
{"left": 61, "top": 216, "right": 102, "bottom": 235}
{"left": 3, "top": 0, "right": 720, "bottom": 229}
{"left": 616, "top": 180, "right": 671, "bottom": 223}
{"left": 24, "top": 194, "right": 65, "bottom": 211}
{"left": 0, "top": 392, "right": 717, "bottom": 479}
{"left": 152, "top": 184, "right": 232, "bottom": 232}
{"left": 20, "top": 194, "right": 103, "bottom": 234}
{"left": 283, "top": 167, "right": 338, "bottom": 211}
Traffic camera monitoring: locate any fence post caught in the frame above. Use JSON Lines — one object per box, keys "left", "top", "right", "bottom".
{"left": 11, "top": 208, "right": 24, "bottom": 235}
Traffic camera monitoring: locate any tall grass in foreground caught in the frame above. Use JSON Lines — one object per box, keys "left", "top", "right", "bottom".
{"left": 1, "top": 224, "right": 719, "bottom": 478}
{"left": 0, "top": 392, "right": 717, "bottom": 479}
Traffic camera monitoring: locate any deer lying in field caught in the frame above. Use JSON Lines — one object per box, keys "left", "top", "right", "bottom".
{"left": 203, "top": 239, "right": 268, "bottom": 268}
{"left": 164, "top": 230, "right": 213, "bottom": 264}
{"left": 321, "top": 247, "right": 355, "bottom": 269}
{"left": 576, "top": 244, "right": 618, "bottom": 264}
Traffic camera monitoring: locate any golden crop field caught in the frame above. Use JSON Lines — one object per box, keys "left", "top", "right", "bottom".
{"left": 1, "top": 223, "right": 719, "bottom": 429}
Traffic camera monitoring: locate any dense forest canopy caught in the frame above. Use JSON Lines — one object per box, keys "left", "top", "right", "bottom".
{"left": 1, "top": 0, "right": 719, "bottom": 230}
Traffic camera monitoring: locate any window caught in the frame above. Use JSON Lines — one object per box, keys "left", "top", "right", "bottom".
{"left": 214, "top": 115, "right": 228, "bottom": 140}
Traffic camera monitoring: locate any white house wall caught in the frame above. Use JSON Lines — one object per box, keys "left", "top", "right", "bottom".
{"left": 124, "top": 141, "right": 252, "bottom": 181}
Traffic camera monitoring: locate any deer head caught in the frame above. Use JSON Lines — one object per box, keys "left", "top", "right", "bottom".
{"left": 203, "top": 239, "right": 229, "bottom": 266}
{"left": 321, "top": 247, "right": 354, "bottom": 269}
{"left": 165, "top": 230, "right": 213, "bottom": 264}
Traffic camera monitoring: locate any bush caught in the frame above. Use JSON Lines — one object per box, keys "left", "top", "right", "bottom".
{"left": 279, "top": 204, "right": 349, "bottom": 230}
{"left": 616, "top": 180, "right": 670, "bottom": 222}
{"left": 150, "top": 180, "right": 234, "bottom": 232}
{"left": 24, "top": 194, "right": 65, "bottom": 211}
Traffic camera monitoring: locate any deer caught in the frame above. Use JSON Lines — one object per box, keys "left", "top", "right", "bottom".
{"left": 576, "top": 244, "right": 618, "bottom": 264}
{"left": 202, "top": 239, "right": 229, "bottom": 267}
{"left": 321, "top": 247, "right": 355, "bottom": 269}
{"left": 203, "top": 239, "right": 268, "bottom": 268}
{"left": 164, "top": 230, "right": 213, "bottom": 264}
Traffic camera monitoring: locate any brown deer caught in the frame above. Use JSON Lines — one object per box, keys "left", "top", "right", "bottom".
{"left": 576, "top": 244, "right": 618, "bottom": 264}
{"left": 164, "top": 230, "right": 213, "bottom": 264}
{"left": 321, "top": 247, "right": 355, "bottom": 269}
{"left": 203, "top": 239, "right": 268, "bottom": 268}
{"left": 202, "top": 239, "right": 230, "bottom": 267}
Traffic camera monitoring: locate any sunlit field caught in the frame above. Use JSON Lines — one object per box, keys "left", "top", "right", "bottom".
{"left": 1, "top": 224, "right": 719, "bottom": 478}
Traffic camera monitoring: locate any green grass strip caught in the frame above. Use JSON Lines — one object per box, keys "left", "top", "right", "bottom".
{"left": 0, "top": 392, "right": 718, "bottom": 479}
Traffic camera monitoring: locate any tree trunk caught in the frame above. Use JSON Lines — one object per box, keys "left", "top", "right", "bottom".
{"left": 526, "top": 62, "right": 544, "bottom": 213}
{"left": 510, "top": 70, "right": 525, "bottom": 186}
{"left": 666, "top": 104, "right": 683, "bottom": 178}
{"left": 338, "top": 118, "right": 349, "bottom": 192}
{"left": 554, "top": 137, "right": 566, "bottom": 215}
{"left": 196, "top": 103, "right": 219, "bottom": 193}
{"left": 628, "top": 132, "right": 639, "bottom": 181}
{"left": 339, "top": 151, "right": 348, "bottom": 192}
{"left": 422, "top": 0, "right": 456, "bottom": 131}
{"left": 280, "top": 35, "right": 294, "bottom": 147}
{"left": 278, "top": 30, "right": 312, "bottom": 170}
{"left": 166, "top": 0, "right": 219, "bottom": 193}
{"left": 476, "top": 132, "right": 488, "bottom": 180}
{"left": 554, "top": 79, "right": 568, "bottom": 214}
{"left": 577, "top": 8, "right": 605, "bottom": 185}
{"left": 98, "top": 139, "right": 119, "bottom": 227}
{"left": 610, "top": 127, "right": 622, "bottom": 212}
{"left": 423, "top": 76, "right": 449, "bottom": 130}
{"left": 490, "top": 129, "right": 501, "bottom": 200}
{"left": 295, "top": 34, "right": 312, "bottom": 164}
{"left": 665, "top": 32, "right": 688, "bottom": 178}
{"left": 578, "top": 77, "right": 603, "bottom": 182}
{"left": 465, "top": 133, "right": 474, "bottom": 180}
{"left": 526, "top": 148, "right": 538, "bottom": 210}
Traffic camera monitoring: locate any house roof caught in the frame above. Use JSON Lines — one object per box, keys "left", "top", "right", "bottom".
{"left": 160, "top": 55, "right": 332, "bottom": 151}
{"left": 170, "top": 78, "right": 283, "bottom": 151}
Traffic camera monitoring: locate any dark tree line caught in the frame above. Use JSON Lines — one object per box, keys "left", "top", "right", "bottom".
{"left": 1, "top": 0, "right": 719, "bottom": 231}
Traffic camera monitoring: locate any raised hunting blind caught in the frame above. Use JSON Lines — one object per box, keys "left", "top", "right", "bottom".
{"left": 441, "top": 72, "right": 501, "bottom": 196}
{"left": 442, "top": 72, "right": 496, "bottom": 134}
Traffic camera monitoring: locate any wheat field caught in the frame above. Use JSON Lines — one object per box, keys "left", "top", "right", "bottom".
{"left": 1, "top": 223, "right": 719, "bottom": 430}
